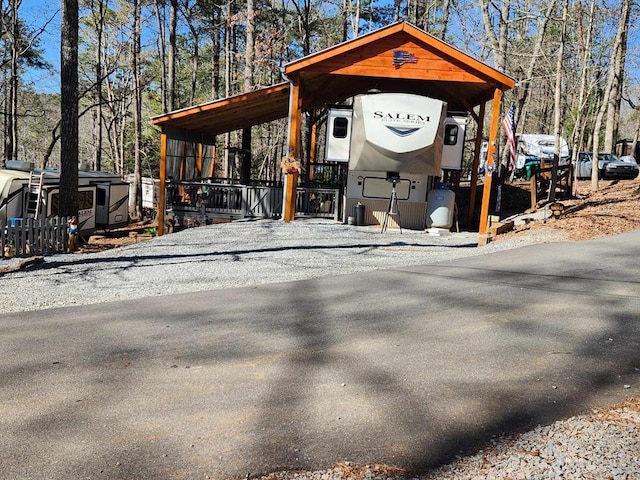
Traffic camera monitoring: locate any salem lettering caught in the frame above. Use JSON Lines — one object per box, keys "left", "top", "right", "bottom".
{"left": 373, "top": 111, "right": 430, "bottom": 122}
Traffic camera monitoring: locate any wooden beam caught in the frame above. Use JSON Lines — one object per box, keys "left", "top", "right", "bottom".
{"left": 196, "top": 138, "right": 203, "bottom": 177}
{"left": 241, "top": 127, "right": 252, "bottom": 184}
{"left": 157, "top": 128, "right": 168, "bottom": 236}
{"left": 208, "top": 143, "right": 216, "bottom": 178}
{"left": 468, "top": 102, "right": 485, "bottom": 227}
{"left": 308, "top": 115, "right": 317, "bottom": 182}
{"left": 284, "top": 83, "right": 303, "bottom": 222}
{"left": 288, "top": 83, "right": 302, "bottom": 159}
{"left": 478, "top": 89, "right": 503, "bottom": 236}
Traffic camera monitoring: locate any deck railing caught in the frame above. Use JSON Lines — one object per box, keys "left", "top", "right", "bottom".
{"left": 167, "top": 182, "right": 340, "bottom": 222}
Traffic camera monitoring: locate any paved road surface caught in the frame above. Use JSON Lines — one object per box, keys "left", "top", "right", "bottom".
{"left": 1, "top": 231, "right": 639, "bottom": 479}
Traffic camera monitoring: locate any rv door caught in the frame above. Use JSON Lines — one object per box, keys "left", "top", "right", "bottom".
{"left": 96, "top": 182, "right": 129, "bottom": 229}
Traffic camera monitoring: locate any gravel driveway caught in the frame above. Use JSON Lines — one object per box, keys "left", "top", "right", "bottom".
{"left": 0, "top": 219, "right": 562, "bottom": 314}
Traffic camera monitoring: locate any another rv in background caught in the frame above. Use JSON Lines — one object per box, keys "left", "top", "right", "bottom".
{"left": 0, "top": 160, "right": 129, "bottom": 233}
{"left": 515, "top": 134, "right": 570, "bottom": 179}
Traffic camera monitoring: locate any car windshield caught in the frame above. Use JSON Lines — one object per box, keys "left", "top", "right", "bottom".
{"left": 598, "top": 153, "right": 621, "bottom": 162}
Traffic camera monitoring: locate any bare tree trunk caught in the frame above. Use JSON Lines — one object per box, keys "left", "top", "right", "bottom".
{"left": 183, "top": 1, "right": 200, "bottom": 105}
{"left": 223, "top": 2, "right": 233, "bottom": 178}
{"left": 91, "top": 0, "right": 106, "bottom": 171}
{"left": 240, "top": 0, "right": 255, "bottom": 184}
{"left": 153, "top": 0, "right": 168, "bottom": 113}
{"left": 571, "top": 0, "right": 595, "bottom": 166}
{"left": 168, "top": 0, "right": 178, "bottom": 111}
{"left": 210, "top": 5, "right": 221, "bottom": 100}
{"left": 440, "top": 0, "right": 451, "bottom": 40}
{"left": 479, "top": 0, "right": 509, "bottom": 73}
{"left": 393, "top": 0, "right": 402, "bottom": 22}
{"left": 60, "top": 0, "right": 79, "bottom": 218}
{"left": 243, "top": 0, "right": 254, "bottom": 92}
{"left": 5, "top": 0, "right": 21, "bottom": 162}
{"left": 604, "top": 1, "right": 630, "bottom": 153}
{"left": 549, "top": 0, "right": 568, "bottom": 202}
{"left": 591, "top": 0, "right": 632, "bottom": 191}
{"left": 342, "top": 0, "right": 349, "bottom": 41}
{"left": 131, "top": 0, "right": 142, "bottom": 218}
{"left": 291, "top": 0, "right": 312, "bottom": 54}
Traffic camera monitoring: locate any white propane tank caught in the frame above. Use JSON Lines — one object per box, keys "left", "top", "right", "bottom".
{"left": 426, "top": 182, "right": 455, "bottom": 229}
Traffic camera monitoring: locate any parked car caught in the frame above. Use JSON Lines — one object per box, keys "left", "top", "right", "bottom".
{"left": 575, "top": 152, "right": 639, "bottom": 180}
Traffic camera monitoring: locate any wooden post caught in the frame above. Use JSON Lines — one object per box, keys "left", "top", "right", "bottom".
{"left": 530, "top": 173, "right": 537, "bottom": 210}
{"left": 468, "top": 102, "right": 485, "bottom": 228}
{"left": 284, "top": 82, "right": 302, "bottom": 222}
{"left": 283, "top": 171, "right": 299, "bottom": 222}
{"left": 478, "top": 89, "right": 503, "bottom": 236}
{"left": 196, "top": 139, "right": 203, "bottom": 177}
{"left": 157, "top": 128, "right": 167, "bottom": 236}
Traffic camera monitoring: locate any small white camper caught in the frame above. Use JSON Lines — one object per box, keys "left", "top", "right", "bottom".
{"left": 325, "top": 93, "right": 466, "bottom": 229}
{"left": 515, "top": 134, "right": 570, "bottom": 178}
{"left": 0, "top": 161, "right": 129, "bottom": 233}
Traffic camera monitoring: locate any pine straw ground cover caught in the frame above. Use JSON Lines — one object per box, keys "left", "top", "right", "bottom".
{"left": 496, "top": 177, "right": 640, "bottom": 242}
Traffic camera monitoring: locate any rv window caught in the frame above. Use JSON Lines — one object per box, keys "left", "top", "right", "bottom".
{"left": 333, "top": 117, "right": 349, "bottom": 139}
{"left": 50, "top": 191, "right": 95, "bottom": 215}
{"left": 444, "top": 124, "right": 458, "bottom": 145}
{"left": 79, "top": 191, "right": 95, "bottom": 210}
{"left": 96, "top": 188, "right": 106, "bottom": 207}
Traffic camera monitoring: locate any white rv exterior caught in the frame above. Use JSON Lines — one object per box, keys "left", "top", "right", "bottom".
{"left": 516, "top": 134, "right": 570, "bottom": 176}
{"left": 325, "top": 93, "right": 465, "bottom": 230}
{"left": 0, "top": 161, "right": 129, "bottom": 232}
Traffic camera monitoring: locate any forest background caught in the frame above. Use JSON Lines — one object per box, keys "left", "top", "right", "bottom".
{"left": 1, "top": 0, "right": 639, "bottom": 216}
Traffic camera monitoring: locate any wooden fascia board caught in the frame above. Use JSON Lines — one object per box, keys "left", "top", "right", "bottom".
{"left": 285, "top": 22, "right": 513, "bottom": 91}
{"left": 150, "top": 82, "right": 290, "bottom": 126}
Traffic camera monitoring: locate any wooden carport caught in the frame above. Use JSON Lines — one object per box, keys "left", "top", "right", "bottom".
{"left": 151, "top": 21, "right": 514, "bottom": 236}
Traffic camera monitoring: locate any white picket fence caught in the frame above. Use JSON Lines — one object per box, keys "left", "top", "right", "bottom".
{"left": 1, "top": 217, "right": 69, "bottom": 258}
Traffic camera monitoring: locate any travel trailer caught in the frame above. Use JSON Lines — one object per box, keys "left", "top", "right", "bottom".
{"left": 325, "top": 93, "right": 466, "bottom": 229}
{"left": 0, "top": 161, "right": 129, "bottom": 233}
{"left": 515, "top": 134, "right": 570, "bottom": 178}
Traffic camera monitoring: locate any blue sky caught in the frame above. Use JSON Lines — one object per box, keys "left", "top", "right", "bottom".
{"left": 20, "top": 0, "right": 61, "bottom": 93}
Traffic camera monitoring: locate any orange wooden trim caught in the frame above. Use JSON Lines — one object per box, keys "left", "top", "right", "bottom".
{"left": 285, "top": 21, "right": 514, "bottom": 89}
{"left": 468, "top": 102, "right": 485, "bottom": 227}
{"left": 283, "top": 171, "right": 298, "bottom": 222}
{"left": 288, "top": 84, "right": 302, "bottom": 158}
{"left": 283, "top": 84, "right": 303, "bottom": 222}
{"left": 196, "top": 140, "right": 204, "bottom": 177}
{"left": 151, "top": 82, "right": 290, "bottom": 125}
{"left": 478, "top": 89, "right": 503, "bottom": 236}
{"left": 157, "top": 128, "right": 168, "bottom": 236}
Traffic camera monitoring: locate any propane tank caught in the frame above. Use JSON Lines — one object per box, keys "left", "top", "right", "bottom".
{"left": 426, "top": 182, "right": 455, "bottom": 229}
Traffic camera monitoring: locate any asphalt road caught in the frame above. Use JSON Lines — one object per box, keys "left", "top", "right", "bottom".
{"left": 1, "top": 231, "right": 639, "bottom": 479}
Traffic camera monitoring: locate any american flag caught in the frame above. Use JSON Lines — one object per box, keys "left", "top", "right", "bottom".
{"left": 393, "top": 50, "right": 417, "bottom": 68}
{"left": 502, "top": 104, "right": 516, "bottom": 169}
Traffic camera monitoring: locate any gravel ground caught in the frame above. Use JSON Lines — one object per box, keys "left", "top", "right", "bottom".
{"left": 0, "top": 218, "right": 563, "bottom": 314}
{"left": 2, "top": 218, "right": 638, "bottom": 480}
